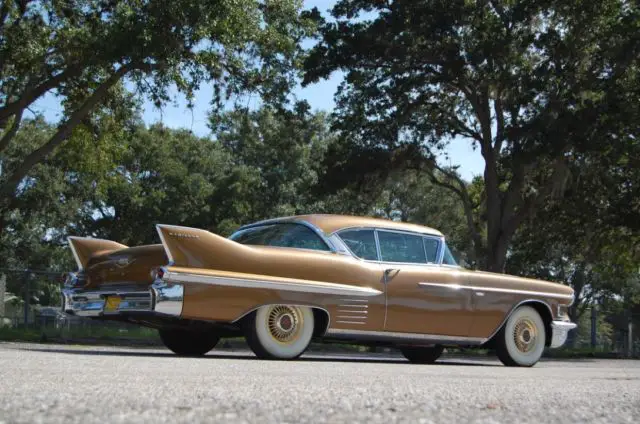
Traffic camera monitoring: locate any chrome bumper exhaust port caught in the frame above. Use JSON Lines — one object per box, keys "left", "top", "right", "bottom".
{"left": 150, "top": 281, "right": 184, "bottom": 317}
{"left": 61, "top": 281, "right": 183, "bottom": 318}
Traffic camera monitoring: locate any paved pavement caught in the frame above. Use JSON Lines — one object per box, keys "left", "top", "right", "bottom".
{"left": 1, "top": 342, "right": 639, "bottom": 424}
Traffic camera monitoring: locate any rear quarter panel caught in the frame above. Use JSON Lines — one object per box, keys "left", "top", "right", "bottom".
{"left": 174, "top": 247, "right": 387, "bottom": 332}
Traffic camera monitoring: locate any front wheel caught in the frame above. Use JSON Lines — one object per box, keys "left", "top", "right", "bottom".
{"left": 400, "top": 345, "right": 444, "bottom": 364}
{"left": 158, "top": 328, "right": 220, "bottom": 356}
{"left": 495, "top": 305, "right": 546, "bottom": 367}
{"left": 244, "top": 305, "right": 315, "bottom": 359}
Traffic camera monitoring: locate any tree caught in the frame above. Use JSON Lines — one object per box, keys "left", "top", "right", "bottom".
{"left": 304, "top": 0, "right": 640, "bottom": 272}
{"left": 0, "top": 0, "right": 314, "bottom": 234}
{"left": 0, "top": 115, "right": 126, "bottom": 271}
{"left": 212, "top": 104, "right": 336, "bottom": 225}
{"left": 79, "top": 124, "right": 236, "bottom": 245}
{"left": 506, "top": 152, "right": 640, "bottom": 320}
{"left": 74, "top": 106, "right": 338, "bottom": 243}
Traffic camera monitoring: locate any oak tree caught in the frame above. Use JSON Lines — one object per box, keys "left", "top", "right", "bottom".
{"left": 0, "top": 0, "right": 313, "bottom": 233}
{"left": 304, "top": 0, "right": 640, "bottom": 271}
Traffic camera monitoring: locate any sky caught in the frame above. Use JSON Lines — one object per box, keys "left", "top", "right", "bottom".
{"left": 30, "top": 0, "right": 484, "bottom": 181}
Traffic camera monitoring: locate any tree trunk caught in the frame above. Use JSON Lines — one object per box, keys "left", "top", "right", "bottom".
{"left": 485, "top": 234, "right": 509, "bottom": 273}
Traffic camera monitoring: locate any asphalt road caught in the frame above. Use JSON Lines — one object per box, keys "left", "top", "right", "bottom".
{"left": 1, "top": 343, "right": 639, "bottom": 424}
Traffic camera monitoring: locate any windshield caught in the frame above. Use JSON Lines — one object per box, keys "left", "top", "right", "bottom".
{"left": 229, "top": 223, "right": 331, "bottom": 251}
{"left": 442, "top": 243, "right": 459, "bottom": 266}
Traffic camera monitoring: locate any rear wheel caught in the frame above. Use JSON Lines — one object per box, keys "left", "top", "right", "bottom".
{"left": 244, "top": 305, "right": 314, "bottom": 359}
{"left": 158, "top": 328, "right": 220, "bottom": 356}
{"left": 400, "top": 345, "right": 444, "bottom": 364}
{"left": 495, "top": 305, "right": 546, "bottom": 367}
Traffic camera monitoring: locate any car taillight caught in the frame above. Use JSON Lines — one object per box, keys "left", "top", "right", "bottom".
{"left": 64, "top": 273, "right": 76, "bottom": 287}
{"left": 150, "top": 267, "right": 165, "bottom": 281}
{"left": 64, "top": 272, "right": 85, "bottom": 288}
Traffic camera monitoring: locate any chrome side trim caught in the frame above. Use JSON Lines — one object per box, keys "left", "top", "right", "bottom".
{"left": 373, "top": 229, "right": 382, "bottom": 261}
{"left": 418, "top": 282, "right": 465, "bottom": 291}
{"left": 326, "top": 233, "right": 353, "bottom": 256}
{"left": 437, "top": 238, "right": 446, "bottom": 264}
{"left": 418, "top": 282, "right": 574, "bottom": 300}
{"left": 336, "top": 299, "right": 369, "bottom": 325}
{"left": 150, "top": 280, "right": 184, "bottom": 316}
{"left": 550, "top": 321, "right": 577, "bottom": 348}
{"left": 324, "top": 328, "right": 485, "bottom": 345}
{"left": 329, "top": 225, "right": 443, "bottom": 238}
{"left": 336, "top": 310, "right": 367, "bottom": 315}
{"left": 161, "top": 271, "right": 383, "bottom": 297}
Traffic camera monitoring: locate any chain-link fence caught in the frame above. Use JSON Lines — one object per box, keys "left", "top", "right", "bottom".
{"left": 0, "top": 268, "right": 638, "bottom": 356}
{"left": 0, "top": 268, "right": 65, "bottom": 327}
{"left": 568, "top": 306, "right": 640, "bottom": 357}
{"left": 0, "top": 268, "right": 159, "bottom": 343}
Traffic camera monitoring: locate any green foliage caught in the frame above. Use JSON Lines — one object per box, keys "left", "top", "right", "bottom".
{"left": 212, "top": 105, "right": 335, "bottom": 224}
{"left": 304, "top": 0, "right": 640, "bottom": 271}
{"left": 506, "top": 150, "right": 640, "bottom": 317}
{"left": 78, "top": 124, "right": 236, "bottom": 244}
{"left": 1, "top": 105, "right": 340, "bottom": 263}
{"left": 0, "top": 0, "right": 314, "bottom": 220}
{"left": 573, "top": 309, "right": 614, "bottom": 348}
{"left": 0, "top": 115, "right": 125, "bottom": 270}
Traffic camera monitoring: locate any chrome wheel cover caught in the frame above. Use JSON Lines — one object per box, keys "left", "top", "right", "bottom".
{"left": 513, "top": 317, "right": 538, "bottom": 353}
{"left": 267, "top": 305, "right": 303, "bottom": 343}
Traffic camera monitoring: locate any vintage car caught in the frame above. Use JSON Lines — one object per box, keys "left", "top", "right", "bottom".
{"left": 62, "top": 214, "right": 576, "bottom": 366}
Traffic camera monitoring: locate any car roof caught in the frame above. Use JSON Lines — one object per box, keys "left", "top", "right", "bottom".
{"left": 243, "top": 214, "right": 443, "bottom": 237}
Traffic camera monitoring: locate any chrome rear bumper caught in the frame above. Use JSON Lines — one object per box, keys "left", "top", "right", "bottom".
{"left": 62, "top": 281, "right": 183, "bottom": 317}
{"left": 550, "top": 320, "right": 577, "bottom": 348}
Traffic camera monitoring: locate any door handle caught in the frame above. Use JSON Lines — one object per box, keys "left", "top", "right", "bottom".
{"left": 383, "top": 268, "right": 399, "bottom": 282}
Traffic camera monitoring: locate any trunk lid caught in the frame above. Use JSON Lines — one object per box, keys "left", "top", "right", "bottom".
{"left": 82, "top": 244, "right": 168, "bottom": 288}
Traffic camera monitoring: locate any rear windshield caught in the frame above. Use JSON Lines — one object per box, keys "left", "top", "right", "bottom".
{"left": 229, "top": 223, "right": 331, "bottom": 251}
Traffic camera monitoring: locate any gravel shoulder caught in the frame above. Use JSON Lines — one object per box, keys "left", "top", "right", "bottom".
{"left": 1, "top": 342, "right": 639, "bottom": 424}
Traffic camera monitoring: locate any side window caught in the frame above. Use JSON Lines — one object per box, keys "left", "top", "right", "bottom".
{"left": 339, "top": 229, "right": 378, "bottom": 260}
{"left": 423, "top": 237, "right": 440, "bottom": 263}
{"left": 230, "top": 223, "right": 330, "bottom": 251}
{"left": 378, "top": 231, "right": 427, "bottom": 264}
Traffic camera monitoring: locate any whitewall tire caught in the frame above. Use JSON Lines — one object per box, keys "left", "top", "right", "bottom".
{"left": 496, "top": 305, "right": 546, "bottom": 367}
{"left": 244, "top": 305, "right": 315, "bottom": 359}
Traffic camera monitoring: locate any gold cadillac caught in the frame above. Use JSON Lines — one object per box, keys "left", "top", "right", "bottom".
{"left": 62, "top": 214, "right": 576, "bottom": 366}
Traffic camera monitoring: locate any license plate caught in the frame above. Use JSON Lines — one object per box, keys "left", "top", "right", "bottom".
{"left": 104, "top": 296, "right": 122, "bottom": 312}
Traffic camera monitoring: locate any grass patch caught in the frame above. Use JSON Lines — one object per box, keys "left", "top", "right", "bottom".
{"left": 1, "top": 326, "right": 636, "bottom": 358}
{"left": 543, "top": 346, "right": 635, "bottom": 359}
{"left": 0, "top": 325, "right": 161, "bottom": 346}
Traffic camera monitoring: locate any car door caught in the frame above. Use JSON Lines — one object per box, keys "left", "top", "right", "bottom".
{"left": 378, "top": 230, "right": 474, "bottom": 337}
{"left": 331, "top": 228, "right": 387, "bottom": 331}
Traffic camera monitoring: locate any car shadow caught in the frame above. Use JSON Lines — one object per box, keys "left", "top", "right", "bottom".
{"left": 12, "top": 345, "right": 502, "bottom": 366}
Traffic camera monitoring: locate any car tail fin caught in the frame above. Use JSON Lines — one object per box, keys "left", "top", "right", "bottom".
{"left": 156, "top": 224, "right": 243, "bottom": 268}
{"left": 67, "top": 237, "right": 128, "bottom": 271}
